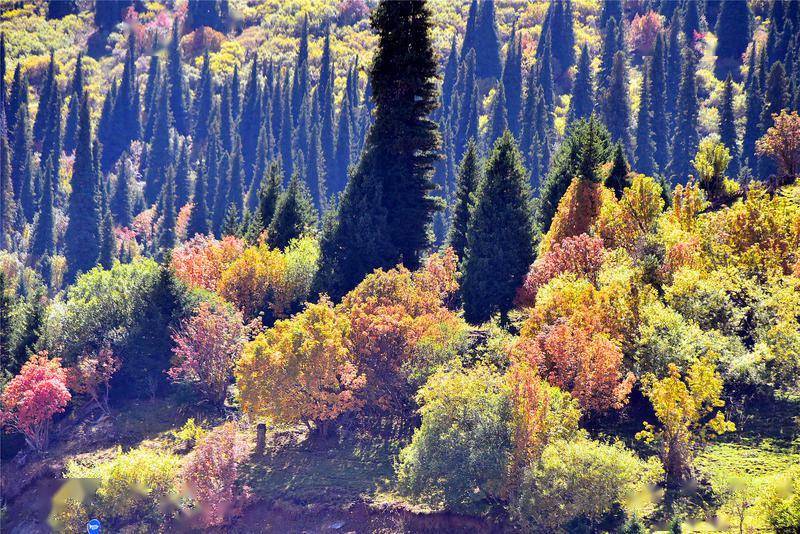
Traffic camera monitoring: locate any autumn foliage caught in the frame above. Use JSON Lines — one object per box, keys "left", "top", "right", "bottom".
{"left": 516, "top": 234, "right": 605, "bottom": 307}
{"left": 1, "top": 353, "right": 71, "bottom": 452}
{"left": 756, "top": 110, "right": 800, "bottom": 183}
{"left": 540, "top": 178, "right": 610, "bottom": 254}
{"left": 68, "top": 346, "right": 121, "bottom": 414}
{"left": 171, "top": 235, "right": 246, "bottom": 292}
{"left": 169, "top": 302, "right": 249, "bottom": 407}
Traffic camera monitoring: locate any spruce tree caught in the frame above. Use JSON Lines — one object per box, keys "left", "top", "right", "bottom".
{"left": 185, "top": 0, "right": 227, "bottom": 32}
{"left": 306, "top": 99, "right": 325, "bottom": 213}
{"left": 95, "top": 0, "right": 132, "bottom": 32}
{"left": 715, "top": 0, "right": 752, "bottom": 80}
{"left": 741, "top": 72, "right": 763, "bottom": 170}
{"left": 158, "top": 168, "right": 177, "bottom": 256}
{"left": 31, "top": 157, "right": 55, "bottom": 258}
{"left": 166, "top": 20, "right": 189, "bottom": 135}
{"left": 442, "top": 36, "right": 459, "bottom": 118}
{"left": 267, "top": 172, "right": 317, "bottom": 249}
{"left": 64, "top": 96, "right": 101, "bottom": 281}
{"left": 279, "top": 73, "right": 293, "bottom": 179}
{"left": 231, "top": 63, "right": 241, "bottom": 122}
{"left": 111, "top": 156, "right": 133, "bottom": 228}
{"left": 186, "top": 156, "right": 210, "bottom": 237}
{"left": 446, "top": 139, "right": 480, "bottom": 261}
{"left": 651, "top": 33, "right": 670, "bottom": 172}
{"left": 240, "top": 57, "right": 262, "bottom": 186}
{"left": 0, "top": 106, "right": 15, "bottom": 249}
{"left": 332, "top": 96, "right": 352, "bottom": 195}
{"left": 226, "top": 137, "right": 245, "bottom": 217}
{"left": 33, "top": 52, "right": 55, "bottom": 145}
{"left": 599, "top": 0, "right": 623, "bottom": 28}
{"left": 634, "top": 62, "right": 657, "bottom": 176}
{"left": 40, "top": 90, "right": 62, "bottom": 187}
{"left": 538, "top": 116, "right": 611, "bottom": 232}
{"left": 258, "top": 160, "right": 283, "bottom": 227}
{"left": 487, "top": 82, "right": 507, "bottom": 147}
{"left": 174, "top": 141, "right": 191, "bottom": 208}
{"left": 461, "top": 0, "right": 479, "bottom": 62}
{"left": 63, "top": 54, "right": 83, "bottom": 154}
{"left": 501, "top": 27, "right": 522, "bottom": 136}
{"left": 758, "top": 61, "right": 789, "bottom": 179}
{"left": 291, "top": 16, "right": 309, "bottom": 123}
{"left": 144, "top": 82, "right": 171, "bottom": 204}
{"left": 7, "top": 64, "right": 27, "bottom": 136}
{"left": 212, "top": 152, "right": 230, "bottom": 235}
{"left": 666, "top": 11, "right": 683, "bottom": 120}
{"left": 719, "top": 75, "right": 740, "bottom": 178}
{"left": 106, "top": 32, "right": 140, "bottom": 171}
{"left": 599, "top": 17, "right": 623, "bottom": 90}
{"left": 219, "top": 80, "right": 234, "bottom": 153}
{"left": 473, "top": 0, "right": 502, "bottom": 81}
{"left": 607, "top": 142, "right": 631, "bottom": 198}
{"left": 568, "top": 43, "right": 594, "bottom": 124}
{"left": 11, "top": 103, "right": 33, "bottom": 221}
{"left": 193, "top": 52, "right": 214, "bottom": 145}
{"left": 248, "top": 124, "right": 272, "bottom": 211}
{"left": 682, "top": 0, "right": 702, "bottom": 42}
{"left": 603, "top": 51, "right": 632, "bottom": 152}
{"left": 454, "top": 51, "right": 477, "bottom": 163}
{"left": 668, "top": 46, "right": 699, "bottom": 183}
{"left": 462, "top": 131, "right": 534, "bottom": 324}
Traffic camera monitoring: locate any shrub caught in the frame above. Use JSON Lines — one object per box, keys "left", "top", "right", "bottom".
{"left": 761, "top": 466, "right": 800, "bottom": 534}
{"left": 63, "top": 447, "right": 181, "bottom": 527}
{"left": 541, "top": 178, "right": 610, "bottom": 253}
{"left": 396, "top": 365, "right": 512, "bottom": 513}
{"left": 0, "top": 352, "right": 71, "bottom": 452}
{"left": 171, "top": 235, "right": 245, "bottom": 292}
{"left": 169, "top": 302, "right": 248, "bottom": 407}
{"left": 181, "top": 422, "right": 249, "bottom": 528}
{"left": 511, "top": 439, "right": 662, "bottom": 531}
{"left": 68, "top": 346, "right": 121, "bottom": 414}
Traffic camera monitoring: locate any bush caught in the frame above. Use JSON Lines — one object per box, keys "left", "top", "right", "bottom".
{"left": 396, "top": 365, "right": 512, "bottom": 513}
{"left": 511, "top": 439, "right": 662, "bottom": 531}
{"left": 62, "top": 447, "right": 181, "bottom": 527}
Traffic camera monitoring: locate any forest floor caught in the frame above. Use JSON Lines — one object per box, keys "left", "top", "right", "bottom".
{"left": 1, "top": 391, "right": 798, "bottom": 533}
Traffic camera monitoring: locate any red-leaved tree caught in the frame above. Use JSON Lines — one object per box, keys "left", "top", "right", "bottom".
{"left": 169, "top": 302, "right": 249, "bottom": 408}
{"left": 0, "top": 353, "right": 72, "bottom": 452}
{"left": 171, "top": 235, "right": 245, "bottom": 292}
{"left": 181, "top": 422, "right": 250, "bottom": 528}
{"left": 68, "top": 346, "right": 121, "bottom": 414}
{"left": 512, "top": 321, "right": 634, "bottom": 415}
{"left": 516, "top": 234, "right": 605, "bottom": 307}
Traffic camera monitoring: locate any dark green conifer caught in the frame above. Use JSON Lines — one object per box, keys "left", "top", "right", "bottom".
{"left": 11, "top": 103, "right": 33, "bottom": 221}
{"left": 668, "top": 47, "right": 699, "bottom": 182}
{"left": 603, "top": 51, "right": 631, "bottom": 152}
{"left": 487, "top": 82, "right": 507, "bottom": 147}
{"left": 186, "top": 157, "right": 210, "bottom": 237}
{"left": 651, "top": 33, "right": 670, "bottom": 172}
{"left": 501, "top": 27, "right": 522, "bottom": 136}
{"left": 715, "top": 0, "right": 752, "bottom": 80}
{"left": 634, "top": 63, "right": 656, "bottom": 176}
{"left": 332, "top": 96, "right": 352, "bottom": 195}
{"left": 258, "top": 160, "right": 283, "bottom": 227}
{"left": 607, "top": 142, "right": 631, "bottom": 198}
{"left": 166, "top": 20, "right": 189, "bottom": 134}
{"left": 174, "top": 141, "right": 191, "bottom": 208}
{"left": 719, "top": 75, "right": 740, "bottom": 178}
{"left": 31, "top": 157, "right": 55, "bottom": 258}
{"left": 111, "top": 157, "right": 133, "bottom": 228}
{"left": 446, "top": 140, "right": 480, "bottom": 261}
{"left": 568, "top": 43, "right": 594, "bottom": 123}
{"left": 267, "top": 172, "right": 317, "bottom": 249}
{"left": 158, "top": 168, "right": 177, "bottom": 256}
{"left": 462, "top": 131, "right": 534, "bottom": 324}
{"left": 144, "top": 82, "right": 171, "bottom": 204}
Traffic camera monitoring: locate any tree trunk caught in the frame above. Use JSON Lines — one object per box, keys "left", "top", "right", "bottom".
{"left": 255, "top": 422, "right": 266, "bottom": 455}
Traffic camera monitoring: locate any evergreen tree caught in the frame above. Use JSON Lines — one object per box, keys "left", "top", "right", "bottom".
{"left": 63, "top": 54, "right": 83, "bottom": 154}
{"left": 461, "top": 0, "right": 479, "bottom": 62}
{"left": 64, "top": 96, "right": 101, "bottom": 281}
{"left": 538, "top": 0, "right": 576, "bottom": 79}
{"left": 0, "top": 107, "right": 15, "bottom": 249}
{"left": 599, "top": 0, "right": 623, "bottom": 28}
{"left": 634, "top": 62, "right": 656, "bottom": 176}
{"left": 258, "top": 160, "right": 283, "bottom": 227}
{"left": 219, "top": 80, "right": 234, "bottom": 153}
{"left": 306, "top": 98, "right": 325, "bottom": 213}
{"left": 47, "top": 0, "right": 78, "bottom": 19}
{"left": 682, "top": 0, "right": 702, "bottom": 41}
{"left": 231, "top": 63, "right": 241, "bottom": 122}
{"left": 205, "top": 134, "right": 220, "bottom": 209}
{"left": 144, "top": 82, "right": 172, "bottom": 204}
{"left": 741, "top": 70, "right": 763, "bottom": 169}
{"left": 472, "top": 0, "right": 502, "bottom": 81}
{"left": 11, "top": 103, "right": 33, "bottom": 221}
{"left": 212, "top": 152, "right": 230, "bottom": 235}
{"left": 454, "top": 50, "right": 477, "bottom": 163}
{"left": 186, "top": 156, "right": 210, "bottom": 237}
{"left": 158, "top": 168, "right": 177, "bottom": 255}
{"left": 651, "top": 33, "right": 670, "bottom": 172}
{"left": 111, "top": 156, "right": 133, "bottom": 228}
{"left": 607, "top": 142, "right": 631, "bottom": 198}
{"left": 99, "top": 191, "right": 116, "bottom": 270}
{"left": 240, "top": 57, "right": 262, "bottom": 187}
{"left": 166, "top": 20, "right": 189, "bottom": 135}
{"left": 31, "top": 157, "right": 55, "bottom": 258}
{"left": 758, "top": 61, "right": 789, "bottom": 178}
{"left": 537, "top": 33, "right": 556, "bottom": 111}
{"left": 174, "top": 141, "right": 191, "bottom": 208}
{"left": 193, "top": 52, "right": 214, "bottom": 145}
{"left": 247, "top": 124, "right": 272, "bottom": 211}
{"left": 95, "top": 0, "right": 132, "bottom": 32}
{"left": 0, "top": 272, "right": 14, "bottom": 377}
{"left": 332, "top": 96, "right": 352, "bottom": 195}
{"left": 442, "top": 36, "right": 459, "bottom": 117}
{"left": 599, "top": 17, "right": 623, "bottom": 90}
{"left": 279, "top": 72, "right": 293, "bottom": 179}
{"left": 568, "top": 42, "right": 594, "bottom": 124}
{"left": 33, "top": 52, "right": 55, "bottom": 145}
{"left": 185, "top": 0, "right": 227, "bottom": 32}
{"left": 538, "top": 116, "right": 612, "bottom": 232}
{"left": 143, "top": 56, "right": 161, "bottom": 134}
{"left": 106, "top": 33, "right": 140, "bottom": 171}
{"left": 291, "top": 16, "right": 309, "bottom": 123}
{"left": 446, "top": 139, "right": 480, "bottom": 261}
{"left": 267, "top": 172, "right": 317, "bottom": 249}
{"left": 666, "top": 11, "right": 683, "bottom": 121}
{"left": 501, "top": 26, "right": 522, "bottom": 136}
{"left": 487, "top": 82, "right": 507, "bottom": 147}
{"left": 226, "top": 137, "right": 245, "bottom": 217}
{"left": 462, "top": 131, "right": 534, "bottom": 324}
{"left": 668, "top": 47, "right": 699, "bottom": 182}
{"left": 719, "top": 74, "right": 740, "bottom": 178}
{"left": 715, "top": 0, "right": 752, "bottom": 80}
{"left": 603, "top": 51, "right": 632, "bottom": 152}
{"left": 40, "top": 89, "right": 62, "bottom": 186}
{"left": 7, "top": 64, "right": 27, "bottom": 137}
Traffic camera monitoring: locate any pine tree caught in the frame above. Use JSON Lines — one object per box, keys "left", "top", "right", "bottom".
{"left": 668, "top": 46, "right": 699, "bottom": 183}
{"left": 279, "top": 73, "right": 293, "bottom": 179}
{"left": 7, "top": 64, "right": 27, "bottom": 136}
{"left": 537, "top": 34, "right": 556, "bottom": 112}
{"left": 186, "top": 156, "right": 210, "bottom": 237}
{"left": 462, "top": 131, "right": 534, "bottom": 324}
{"left": 682, "top": 0, "right": 702, "bottom": 42}
{"left": 240, "top": 57, "right": 262, "bottom": 187}
{"left": 95, "top": 0, "right": 132, "bottom": 32}
{"left": 487, "top": 82, "right": 508, "bottom": 147}
{"left": 461, "top": 0, "right": 479, "bottom": 62}
{"left": 719, "top": 74, "right": 740, "bottom": 178}
{"left": 741, "top": 69, "right": 763, "bottom": 170}
{"left": 603, "top": 51, "right": 632, "bottom": 152}
{"left": 33, "top": 52, "right": 55, "bottom": 145}
{"left": 538, "top": 0, "right": 575, "bottom": 79}
{"left": 454, "top": 50, "right": 477, "bottom": 163}
{"left": 332, "top": 96, "right": 352, "bottom": 195}
{"left": 64, "top": 96, "right": 101, "bottom": 281}
{"left": 634, "top": 62, "right": 656, "bottom": 176}
{"left": 758, "top": 61, "right": 789, "bottom": 179}
{"left": 63, "top": 54, "right": 83, "bottom": 154}
{"left": 0, "top": 106, "right": 15, "bottom": 249}
{"left": 0, "top": 272, "right": 15, "bottom": 376}
{"left": 111, "top": 156, "right": 133, "bottom": 228}
{"left": 167, "top": 20, "right": 189, "bottom": 135}
{"left": 501, "top": 26, "right": 522, "bottom": 136}
{"left": 230, "top": 63, "right": 241, "bottom": 122}
{"left": 599, "top": 0, "right": 623, "bottom": 29}
{"left": 666, "top": 11, "right": 683, "bottom": 121}
{"left": 291, "top": 16, "right": 309, "bottom": 123}
{"left": 219, "top": 80, "right": 234, "bottom": 153}
{"left": 212, "top": 152, "right": 230, "bottom": 235}
{"left": 607, "top": 142, "right": 631, "bottom": 198}
{"left": 267, "top": 172, "right": 317, "bottom": 249}
{"left": 446, "top": 140, "right": 480, "bottom": 261}
{"left": 442, "top": 36, "right": 459, "bottom": 118}
{"left": 226, "top": 137, "right": 245, "bottom": 217}
{"left": 568, "top": 43, "right": 594, "bottom": 124}
{"left": 247, "top": 124, "right": 272, "bottom": 211}
{"left": 158, "top": 168, "right": 177, "bottom": 256}
{"left": 599, "top": 17, "right": 623, "bottom": 90}
{"left": 185, "top": 0, "right": 227, "bottom": 32}
{"left": 106, "top": 32, "right": 140, "bottom": 170}
{"left": 306, "top": 98, "right": 325, "bottom": 213}
{"left": 715, "top": 0, "right": 752, "bottom": 80}
{"left": 651, "top": 33, "right": 670, "bottom": 172}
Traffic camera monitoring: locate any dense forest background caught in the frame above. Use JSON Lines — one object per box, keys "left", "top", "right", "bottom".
{"left": 0, "top": 0, "right": 799, "bottom": 532}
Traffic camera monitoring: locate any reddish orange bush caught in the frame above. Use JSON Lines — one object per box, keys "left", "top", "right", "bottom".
{"left": 541, "top": 178, "right": 609, "bottom": 253}
{"left": 171, "top": 235, "right": 245, "bottom": 292}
